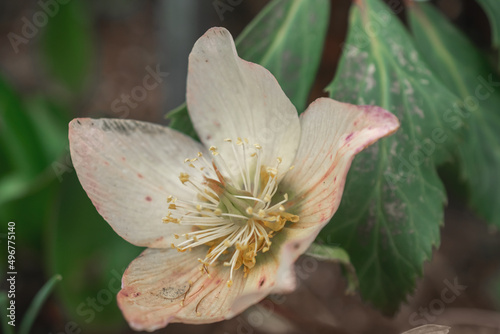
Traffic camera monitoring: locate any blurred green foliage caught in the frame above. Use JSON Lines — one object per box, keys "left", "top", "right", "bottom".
{"left": 41, "top": 0, "right": 94, "bottom": 94}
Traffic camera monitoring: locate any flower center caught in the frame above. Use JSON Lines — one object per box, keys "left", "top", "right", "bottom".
{"left": 163, "top": 138, "right": 299, "bottom": 287}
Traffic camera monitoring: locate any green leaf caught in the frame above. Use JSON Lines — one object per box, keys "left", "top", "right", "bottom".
{"left": 166, "top": 103, "right": 198, "bottom": 140}
{"left": 48, "top": 173, "right": 142, "bottom": 331}
{"left": 408, "top": 2, "right": 500, "bottom": 226}
{"left": 0, "top": 177, "right": 59, "bottom": 250}
{"left": 0, "top": 89, "right": 69, "bottom": 248}
{"left": 235, "top": 0, "right": 329, "bottom": 112}
{"left": 0, "top": 82, "right": 68, "bottom": 208}
{"left": 318, "top": 0, "right": 462, "bottom": 313}
{"left": 167, "top": 0, "right": 330, "bottom": 137}
{"left": 306, "top": 244, "right": 358, "bottom": 294}
{"left": 475, "top": 0, "right": 500, "bottom": 60}
{"left": 19, "top": 275, "right": 62, "bottom": 334}
{"left": 0, "top": 79, "right": 47, "bottom": 178}
{"left": 41, "top": 0, "right": 94, "bottom": 93}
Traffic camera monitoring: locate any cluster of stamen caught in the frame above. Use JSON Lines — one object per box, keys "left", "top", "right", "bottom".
{"left": 163, "top": 138, "right": 298, "bottom": 287}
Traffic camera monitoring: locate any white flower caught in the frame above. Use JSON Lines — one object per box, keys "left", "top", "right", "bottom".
{"left": 69, "top": 27, "right": 399, "bottom": 331}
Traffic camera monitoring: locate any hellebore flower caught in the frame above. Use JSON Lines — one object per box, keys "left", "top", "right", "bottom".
{"left": 69, "top": 27, "right": 399, "bottom": 331}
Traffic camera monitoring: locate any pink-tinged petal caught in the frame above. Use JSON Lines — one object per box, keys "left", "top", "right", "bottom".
{"left": 228, "top": 225, "right": 319, "bottom": 316}
{"left": 118, "top": 245, "right": 289, "bottom": 330}
{"left": 281, "top": 97, "right": 399, "bottom": 229}
{"left": 187, "top": 27, "right": 300, "bottom": 176}
{"left": 118, "top": 247, "right": 242, "bottom": 330}
{"left": 69, "top": 118, "right": 206, "bottom": 247}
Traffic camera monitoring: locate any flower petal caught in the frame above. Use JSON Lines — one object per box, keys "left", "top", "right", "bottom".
{"left": 281, "top": 97, "right": 399, "bottom": 229}
{"left": 227, "top": 229, "right": 314, "bottom": 318}
{"left": 186, "top": 27, "right": 300, "bottom": 176}
{"left": 69, "top": 118, "right": 206, "bottom": 247}
{"left": 118, "top": 243, "right": 294, "bottom": 330}
{"left": 118, "top": 247, "right": 241, "bottom": 330}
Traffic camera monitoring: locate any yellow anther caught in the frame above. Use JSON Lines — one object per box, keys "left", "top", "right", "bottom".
{"left": 266, "top": 167, "right": 278, "bottom": 176}
{"left": 184, "top": 158, "right": 190, "bottom": 163}
{"left": 196, "top": 204, "right": 202, "bottom": 212}
{"left": 264, "top": 194, "right": 272, "bottom": 202}
{"left": 167, "top": 195, "right": 173, "bottom": 203}
{"left": 174, "top": 234, "right": 180, "bottom": 239}
{"left": 163, "top": 216, "right": 180, "bottom": 224}
{"left": 289, "top": 165, "right": 295, "bottom": 170}
{"left": 224, "top": 138, "right": 232, "bottom": 142}
{"left": 277, "top": 157, "right": 282, "bottom": 164}
{"left": 168, "top": 203, "right": 177, "bottom": 210}
{"left": 197, "top": 152, "right": 203, "bottom": 157}
{"left": 227, "top": 280, "right": 233, "bottom": 288}
{"left": 250, "top": 152, "right": 257, "bottom": 157}
{"left": 254, "top": 143, "right": 262, "bottom": 149}
{"left": 188, "top": 163, "right": 195, "bottom": 168}
{"left": 244, "top": 138, "right": 249, "bottom": 144}
{"left": 224, "top": 240, "right": 231, "bottom": 247}
{"left": 236, "top": 242, "right": 248, "bottom": 251}
{"left": 214, "top": 208, "right": 222, "bottom": 216}
{"left": 179, "top": 173, "right": 190, "bottom": 184}
{"left": 209, "top": 146, "right": 217, "bottom": 152}
{"left": 283, "top": 193, "right": 289, "bottom": 201}
{"left": 279, "top": 205, "right": 285, "bottom": 212}
{"left": 246, "top": 207, "right": 253, "bottom": 215}
{"left": 258, "top": 209, "right": 265, "bottom": 218}
{"left": 171, "top": 243, "right": 176, "bottom": 249}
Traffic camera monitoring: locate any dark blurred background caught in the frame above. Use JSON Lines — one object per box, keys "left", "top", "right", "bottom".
{"left": 0, "top": 0, "right": 499, "bottom": 333}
